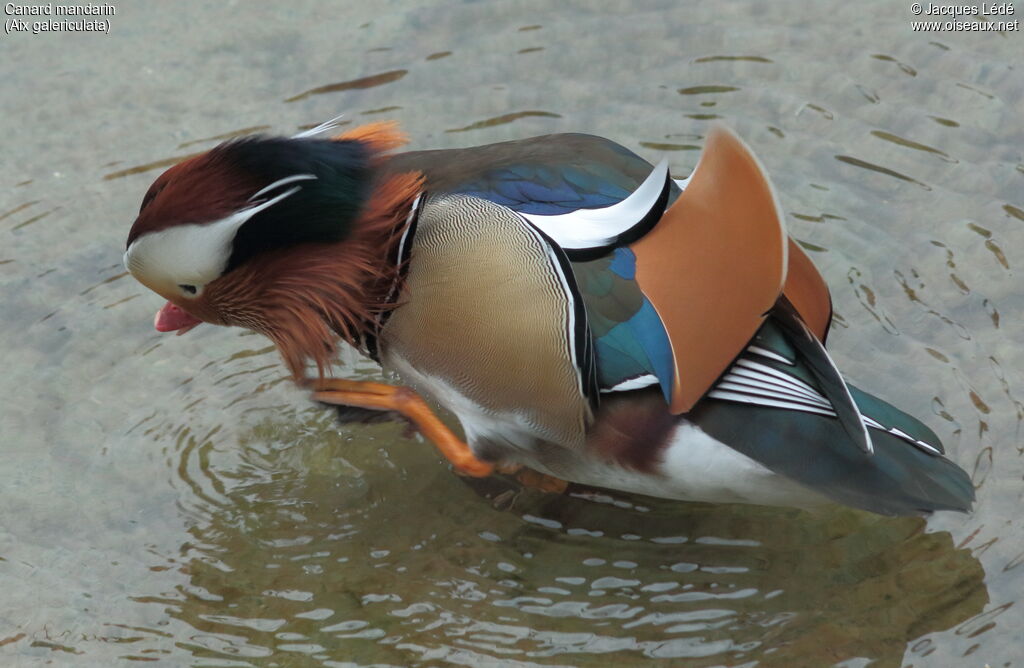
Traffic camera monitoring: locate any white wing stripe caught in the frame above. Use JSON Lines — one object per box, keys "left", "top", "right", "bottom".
{"left": 717, "top": 379, "right": 832, "bottom": 409}
{"left": 746, "top": 344, "right": 794, "bottom": 365}
{"left": 709, "top": 353, "right": 942, "bottom": 456}
{"left": 600, "top": 374, "right": 660, "bottom": 393}
{"left": 726, "top": 365, "right": 825, "bottom": 401}
{"left": 520, "top": 159, "right": 669, "bottom": 251}
{"left": 734, "top": 358, "right": 821, "bottom": 396}
{"left": 708, "top": 389, "right": 839, "bottom": 417}
{"left": 730, "top": 362, "right": 823, "bottom": 401}
{"left": 862, "top": 415, "right": 883, "bottom": 430}
{"left": 912, "top": 439, "right": 942, "bottom": 455}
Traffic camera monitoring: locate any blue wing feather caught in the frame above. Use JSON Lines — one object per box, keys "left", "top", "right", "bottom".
{"left": 446, "top": 162, "right": 641, "bottom": 215}
{"left": 388, "top": 134, "right": 680, "bottom": 402}
{"left": 574, "top": 248, "right": 675, "bottom": 399}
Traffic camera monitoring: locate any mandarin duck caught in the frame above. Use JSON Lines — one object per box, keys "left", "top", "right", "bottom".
{"left": 124, "top": 118, "right": 974, "bottom": 516}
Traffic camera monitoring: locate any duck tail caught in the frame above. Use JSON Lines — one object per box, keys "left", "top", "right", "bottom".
{"left": 847, "top": 385, "right": 975, "bottom": 514}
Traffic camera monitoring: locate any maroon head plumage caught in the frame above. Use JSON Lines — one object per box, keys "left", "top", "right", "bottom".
{"left": 123, "top": 121, "right": 423, "bottom": 378}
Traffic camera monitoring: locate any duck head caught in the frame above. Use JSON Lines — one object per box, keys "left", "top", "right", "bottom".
{"left": 123, "top": 122, "right": 421, "bottom": 377}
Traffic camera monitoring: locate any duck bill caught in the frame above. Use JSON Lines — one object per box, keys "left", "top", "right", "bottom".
{"left": 154, "top": 300, "right": 203, "bottom": 335}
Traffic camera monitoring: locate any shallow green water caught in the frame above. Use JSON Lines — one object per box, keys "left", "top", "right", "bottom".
{"left": 1, "top": 1, "right": 1022, "bottom": 665}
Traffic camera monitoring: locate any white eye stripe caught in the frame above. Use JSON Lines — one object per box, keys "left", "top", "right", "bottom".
{"left": 125, "top": 185, "right": 304, "bottom": 292}
{"left": 250, "top": 173, "right": 317, "bottom": 201}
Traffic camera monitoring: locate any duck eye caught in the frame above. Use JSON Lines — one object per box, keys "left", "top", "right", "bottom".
{"left": 178, "top": 284, "right": 198, "bottom": 295}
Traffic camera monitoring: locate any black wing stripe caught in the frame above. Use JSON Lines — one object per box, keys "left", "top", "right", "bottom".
{"left": 517, "top": 213, "right": 599, "bottom": 411}
{"left": 771, "top": 297, "right": 874, "bottom": 454}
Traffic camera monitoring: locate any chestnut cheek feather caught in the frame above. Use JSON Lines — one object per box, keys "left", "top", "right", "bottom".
{"left": 208, "top": 170, "right": 424, "bottom": 380}
{"left": 136, "top": 126, "right": 422, "bottom": 377}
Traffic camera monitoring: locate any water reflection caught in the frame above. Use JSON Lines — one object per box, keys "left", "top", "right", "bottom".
{"left": 145, "top": 413, "right": 987, "bottom": 665}
{"left": 639, "top": 141, "right": 700, "bottom": 152}
{"left": 6, "top": 0, "right": 1024, "bottom": 663}
{"left": 446, "top": 111, "right": 564, "bottom": 133}
{"left": 870, "top": 130, "right": 957, "bottom": 164}
{"left": 285, "top": 70, "right": 410, "bottom": 103}
{"left": 103, "top": 152, "right": 205, "bottom": 181}
{"left": 1, "top": 201, "right": 40, "bottom": 224}
{"left": 834, "top": 155, "right": 931, "bottom": 190}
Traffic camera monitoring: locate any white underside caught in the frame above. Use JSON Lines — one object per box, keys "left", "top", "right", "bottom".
{"left": 517, "top": 422, "right": 830, "bottom": 508}
{"left": 383, "top": 350, "right": 828, "bottom": 509}
{"left": 383, "top": 352, "right": 540, "bottom": 450}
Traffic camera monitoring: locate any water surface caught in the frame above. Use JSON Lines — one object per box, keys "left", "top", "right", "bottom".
{"left": 2, "top": 1, "right": 1022, "bottom": 665}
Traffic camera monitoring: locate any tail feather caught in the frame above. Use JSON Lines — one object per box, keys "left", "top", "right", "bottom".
{"left": 846, "top": 414, "right": 974, "bottom": 514}
{"left": 849, "top": 384, "right": 944, "bottom": 455}
{"left": 692, "top": 397, "right": 975, "bottom": 515}
{"left": 698, "top": 313, "right": 973, "bottom": 515}
{"left": 771, "top": 296, "right": 874, "bottom": 454}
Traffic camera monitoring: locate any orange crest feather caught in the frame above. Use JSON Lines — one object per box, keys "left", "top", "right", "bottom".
{"left": 336, "top": 121, "right": 409, "bottom": 154}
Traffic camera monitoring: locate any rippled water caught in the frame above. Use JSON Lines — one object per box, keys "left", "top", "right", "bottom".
{"left": 2, "top": 1, "right": 1022, "bottom": 665}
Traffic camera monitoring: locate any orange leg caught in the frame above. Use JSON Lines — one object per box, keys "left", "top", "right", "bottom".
{"left": 514, "top": 468, "right": 569, "bottom": 494}
{"left": 311, "top": 378, "right": 494, "bottom": 478}
{"left": 495, "top": 462, "right": 570, "bottom": 494}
